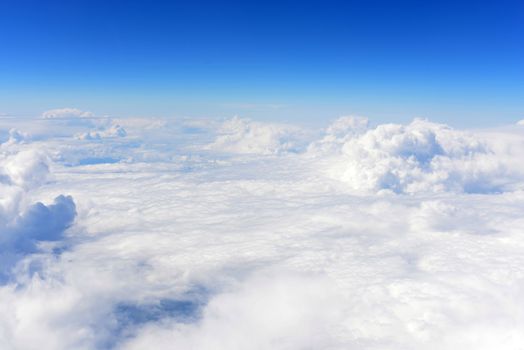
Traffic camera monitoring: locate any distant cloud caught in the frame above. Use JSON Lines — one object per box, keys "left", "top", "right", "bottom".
{"left": 308, "top": 116, "right": 369, "bottom": 154}
{"left": 75, "top": 124, "right": 127, "bottom": 140}
{"left": 41, "top": 108, "right": 94, "bottom": 119}
{"left": 1, "top": 129, "right": 30, "bottom": 147}
{"left": 38, "top": 108, "right": 131, "bottom": 143}
{"left": 206, "top": 117, "right": 307, "bottom": 155}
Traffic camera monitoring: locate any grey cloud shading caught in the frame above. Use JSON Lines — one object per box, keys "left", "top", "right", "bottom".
{"left": 0, "top": 146, "right": 77, "bottom": 284}
{"left": 13, "top": 195, "right": 76, "bottom": 244}
{"left": 0, "top": 195, "right": 77, "bottom": 281}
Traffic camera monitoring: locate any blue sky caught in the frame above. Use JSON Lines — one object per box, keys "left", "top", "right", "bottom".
{"left": 0, "top": 0, "right": 523, "bottom": 126}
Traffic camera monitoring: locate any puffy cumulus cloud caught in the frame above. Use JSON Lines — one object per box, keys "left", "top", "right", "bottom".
{"left": 309, "top": 118, "right": 524, "bottom": 194}
{"left": 308, "top": 116, "right": 369, "bottom": 154}
{"left": 1, "top": 111, "right": 164, "bottom": 144}
{"left": 0, "top": 195, "right": 76, "bottom": 280}
{"left": 0, "top": 149, "right": 49, "bottom": 189}
{"left": 517, "top": 119, "right": 524, "bottom": 126}
{"left": 1, "top": 129, "right": 30, "bottom": 147}
{"left": 206, "top": 117, "right": 307, "bottom": 155}
{"left": 41, "top": 108, "right": 128, "bottom": 139}
{"left": 0, "top": 147, "right": 77, "bottom": 283}
{"left": 324, "top": 115, "right": 369, "bottom": 141}
{"left": 12, "top": 195, "right": 76, "bottom": 243}
{"left": 76, "top": 124, "right": 127, "bottom": 140}
{"left": 0, "top": 150, "right": 48, "bottom": 232}
{"left": 40, "top": 107, "right": 100, "bottom": 131}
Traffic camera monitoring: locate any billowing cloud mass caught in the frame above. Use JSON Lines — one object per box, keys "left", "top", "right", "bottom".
{"left": 0, "top": 148, "right": 77, "bottom": 283}
{"left": 206, "top": 116, "right": 308, "bottom": 154}
{"left": 309, "top": 117, "right": 523, "bottom": 193}
{"left": 1, "top": 129, "right": 30, "bottom": 147}
{"left": 1, "top": 111, "right": 524, "bottom": 349}
{"left": 39, "top": 108, "right": 128, "bottom": 140}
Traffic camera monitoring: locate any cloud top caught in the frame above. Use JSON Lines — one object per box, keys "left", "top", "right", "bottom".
{"left": 310, "top": 118, "right": 521, "bottom": 193}
{"left": 1, "top": 149, "right": 50, "bottom": 189}
{"left": 206, "top": 117, "right": 306, "bottom": 155}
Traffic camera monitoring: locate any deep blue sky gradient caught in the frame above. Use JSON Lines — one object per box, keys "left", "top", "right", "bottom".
{"left": 0, "top": 0, "right": 523, "bottom": 126}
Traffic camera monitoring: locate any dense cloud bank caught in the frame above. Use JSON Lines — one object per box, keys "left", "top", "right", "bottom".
{"left": 309, "top": 117, "right": 524, "bottom": 193}
{"left": 1, "top": 111, "right": 524, "bottom": 349}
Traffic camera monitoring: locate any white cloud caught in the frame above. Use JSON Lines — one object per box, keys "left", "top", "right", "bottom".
{"left": 0, "top": 146, "right": 77, "bottom": 284}
{"left": 1, "top": 129, "right": 30, "bottom": 147}
{"left": 121, "top": 271, "right": 343, "bottom": 350}
{"left": 1, "top": 149, "right": 49, "bottom": 189}
{"left": 41, "top": 108, "right": 94, "bottom": 120}
{"left": 75, "top": 124, "right": 127, "bottom": 140}
{"left": 0, "top": 115, "right": 524, "bottom": 349}
{"left": 206, "top": 117, "right": 307, "bottom": 155}
{"left": 39, "top": 108, "right": 100, "bottom": 131}
{"left": 309, "top": 118, "right": 524, "bottom": 193}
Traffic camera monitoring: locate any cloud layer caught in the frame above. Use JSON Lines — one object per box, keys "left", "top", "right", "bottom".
{"left": 1, "top": 112, "right": 524, "bottom": 349}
